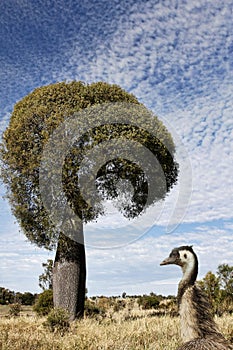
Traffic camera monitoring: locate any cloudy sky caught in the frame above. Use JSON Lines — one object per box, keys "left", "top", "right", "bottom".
{"left": 0, "top": 0, "right": 232, "bottom": 296}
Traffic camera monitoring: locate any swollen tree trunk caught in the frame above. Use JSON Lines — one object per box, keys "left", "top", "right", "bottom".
{"left": 53, "top": 223, "right": 86, "bottom": 320}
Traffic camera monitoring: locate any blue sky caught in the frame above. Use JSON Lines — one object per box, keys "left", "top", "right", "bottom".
{"left": 0, "top": 0, "right": 232, "bottom": 296}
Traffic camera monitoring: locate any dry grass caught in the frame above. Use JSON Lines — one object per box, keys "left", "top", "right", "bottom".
{"left": 0, "top": 309, "right": 232, "bottom": 350}
{"left": 0, "top": 314, "right": 179, "bottom": 350}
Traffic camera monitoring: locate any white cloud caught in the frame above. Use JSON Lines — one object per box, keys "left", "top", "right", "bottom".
{"left": 0, "top": 0, "right": 232, "bottom": 295}
{"left": 0, "top": 201, "right": 54, "bottom": 292}
{"left": 85, "top": 222, "right": 233, "bottom": 296}
{"left": 52, "top": 0, "right": 233, "bottom": 228}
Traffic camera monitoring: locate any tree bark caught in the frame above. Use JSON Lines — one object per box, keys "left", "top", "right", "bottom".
{"left": 53, "top": 223, "right": 86, "bottom": 320}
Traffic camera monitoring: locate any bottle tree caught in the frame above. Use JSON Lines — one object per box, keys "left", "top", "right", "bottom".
{"left": 0, "top": 81, "right": 178, "bottom": 319}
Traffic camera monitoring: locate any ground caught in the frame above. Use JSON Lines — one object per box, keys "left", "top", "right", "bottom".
{"left": 0, "top": 305, "right": 232, "bottom": 350}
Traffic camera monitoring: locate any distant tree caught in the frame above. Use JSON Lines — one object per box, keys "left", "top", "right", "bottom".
{"left": 198, "top": 264, "right": 233, "bottom": 315}
{"left": 39, "top": 259, "right": 53, "bottom": 291}
{"left": 0, "top": 287, "right": 15, "bottom": 304}
{"left": 198, "top": 271, "right": 221, "bottom": 313}
{"left": 20, "top": 292, "right": 36, "bottom": 305}
{"left": 0, "top": 81, "right": 178, "bottom": 319}
{"left": 217, "top": 263, "right": 233, "bottom": 313}
{"left": 217, "top": 263, "right": 233, "bottom": 300}
{"left": 0, "top": 288, "right": 36, "bottom": 305}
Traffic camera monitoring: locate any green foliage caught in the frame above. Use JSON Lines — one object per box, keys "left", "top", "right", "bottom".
{"left": 217, "top": 264, "right": 233, "bottom": 314}
{"left": 198, "top": 271, "right": 221, "bottom": 314}
{"left": 0, "top": 82, "right": 139, "bottom": 249}
{"left": 43, "top": 307, "right": 70, "bottom": 334}
{"left": 33, "top": 289, "right": 53, "bottom": 316}
{"left": 0, "top": 287, "right": 15, "bottom": 304}
{"left": 0, "top": 287, "right": 36, "bottom": 305}
{"left": 0, "top": 81, "right": 178, "bottom": 250}
{"left": 137, "top": 294, "right": 160, "bottom": 310}
{"left": 16, "top": 291, "right": 36, "bottom": 305}
{"left": 217, "top": 264, "right": 233, "bottom": 299}
{"left": 39, "top": 259, "right": 53, "bottom": 291}
{"left": 8, "top": 303, "right": 21, "bottom": 316}
{"left": 198, "top": 264, "right": 233, "bottom": 315}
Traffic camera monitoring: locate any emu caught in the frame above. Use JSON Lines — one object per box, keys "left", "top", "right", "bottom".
{"left": 160, "top": 246, "right": 233, "bottom": 349}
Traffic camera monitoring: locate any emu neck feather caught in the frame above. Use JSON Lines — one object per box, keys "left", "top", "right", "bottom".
{"left": 178, "top": 283, "right": 221, "bottom": 343}
{"left": 179, "top": 287, "right": 200, "bottom": 342}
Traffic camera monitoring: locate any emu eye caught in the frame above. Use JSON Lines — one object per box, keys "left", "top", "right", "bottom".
{"left": 184, "top": 254, "right": 187, "bottom": 259}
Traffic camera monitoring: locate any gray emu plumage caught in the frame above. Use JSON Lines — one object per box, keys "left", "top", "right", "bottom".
{"left": 160, "top": 246, "right": 233, "bottom": 349}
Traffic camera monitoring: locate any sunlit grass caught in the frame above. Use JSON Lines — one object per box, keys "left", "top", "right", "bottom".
{"left": 0, "top": 310, "right": 232, "bottom": 350}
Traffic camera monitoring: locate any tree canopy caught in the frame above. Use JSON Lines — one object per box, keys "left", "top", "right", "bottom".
{"left": 198, "top": 263, "right": 233, "bottom": 315}
{"left": 1, "top": 81, "right": 178, "bottom": 250}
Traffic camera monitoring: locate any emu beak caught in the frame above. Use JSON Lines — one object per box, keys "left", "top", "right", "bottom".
{"left": 160, "top": 256, "right": 176, "bottom": 266}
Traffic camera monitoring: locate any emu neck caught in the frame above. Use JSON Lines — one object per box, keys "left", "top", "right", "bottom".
{"left": 178, "top": 257, "right": 198, "bottom": 305}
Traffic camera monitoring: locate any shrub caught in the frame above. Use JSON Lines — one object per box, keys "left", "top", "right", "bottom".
{"left": 85, "top": 299, "right": 106, "bottom": 318}
{"left": 8, "top": 303, "right": 21, "bottom": 316}
{"left": 43, "top": 308, "right": 70, "bottom": 334}
{"left": 137, "top": 295, "right": 160, "bottom": 310}
{"left": 113, "top": 299, "right": 126, "bottom": 312}
{"left": 33, "top": 289, "right": 53, "bottom": 316}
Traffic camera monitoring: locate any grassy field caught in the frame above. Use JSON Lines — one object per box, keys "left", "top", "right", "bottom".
{"left": 0, "top": 305, "right": 232, "bottom": 350}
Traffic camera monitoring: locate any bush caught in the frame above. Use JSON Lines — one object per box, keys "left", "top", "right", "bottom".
{"left": 8, "top": 303, "right": 21, "bottom": 316}
{"left": 113, "top": 299, "right": 126, "bottom": 312}
{"left": 85, "top": 299, "right": 106, "bottom": 318}
{"left": 138, "top": 295, "right": 160, "bottom": 310}
{"left": 33, "top": 289, "right": 53, "bottom": 316}
{"left": 43, "top": 308, "right": 70, "bottom": 334}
